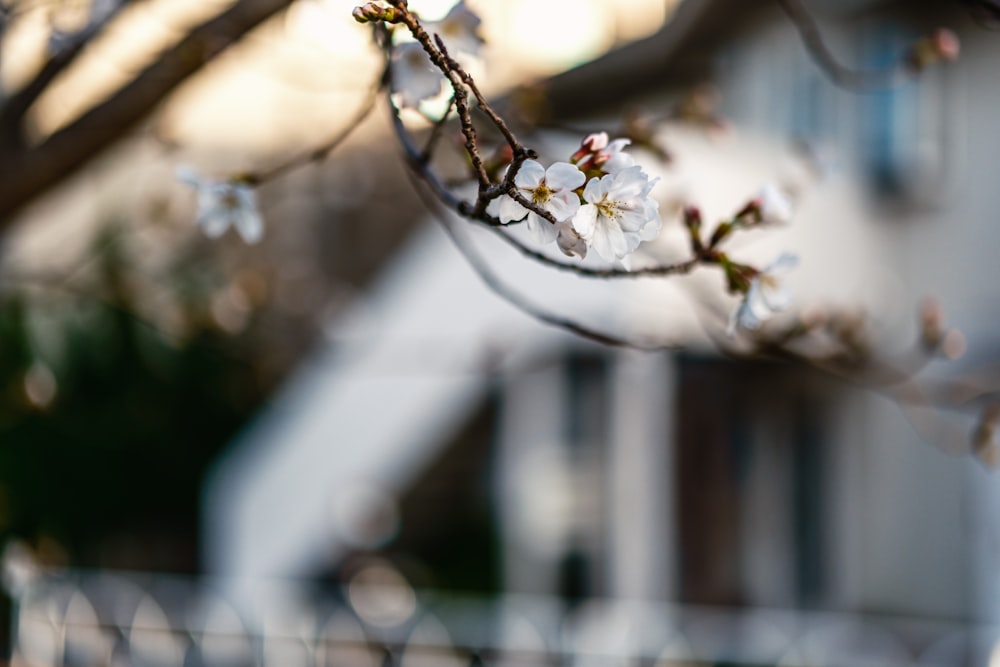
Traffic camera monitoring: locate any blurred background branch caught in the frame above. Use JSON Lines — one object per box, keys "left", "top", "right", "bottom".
{"left": 0, "top": 0, "right": 296, "bottom": 223}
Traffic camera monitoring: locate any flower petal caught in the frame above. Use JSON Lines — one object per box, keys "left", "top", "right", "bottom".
{"left": 582, "top": 175, "right": 608, "bottom": 204}
{"left": 234, "top": 190, "right": 264, "bottom": 243}
{"left": 572, "top": 204, "right": 598, "bottom": 238}
{"left": 198, "top": 209, "right": 231, "bottom": 238}
{"left": 744, "top": 281, "right": 775, "bottom": 322}
{"left": 758, "top": 183, "right": 793, "bottom": 225}
{"left": 606, "top": 138, "right": 631, "bottom": 154}
{"left": 730, "top": 298, "right": 760, "bottom": 334}
{"left": 392, "top": 43, "right": 442, "bottom": 109}
{"left": 639, "top": 200, "right": 662, "bottom": 241}
{"left": 590, "top": 217, "right": 628, "bottom": 262}
{"left": 545, "top": 190, "right": 581, "bottom": 222}
{"left": 513, "top": 160, "right": 545, "bottom": 189}
{"left": 498, "top": 195, "right": 527, "bottom": 224}
{"left": 545, "top": 162, "right": 586, "bottom": 191}
{"left": 556, "top": 221, "right": 587, "bottom": 259}
{"left": 602, "top": 151, "right": 635, "bottom": 174}
{"left": 608, "top": 166, "right": 650, "bottom": 200}
{"left": 766, "top": 252, "right": 800, "bottom": 274}
{"left": 526, "top": 211, "right": 559, "bottom": 244}
{"left": 175, "top": 165, "right": 203, "bottom": 188}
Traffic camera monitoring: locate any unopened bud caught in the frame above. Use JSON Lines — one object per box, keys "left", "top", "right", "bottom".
{"left": 683, "top": 206, "right": 701, "bottom": 227}
{"left": 931, "top": 28, "right": 960, "bottom": 61}
{"left": 683, "top": 206, "right": 704, "bottom": 254}
{"left": 571, "top": 132, "right": 609, "bottom": 165}
{"left": 907, "top": 28, "right": 961, "bottom": 71}
{"left": 581, "top": 132, "right": 608, "bottom": 153}
{"left": 352, "top": 2, "right": 401, "bottom": 23}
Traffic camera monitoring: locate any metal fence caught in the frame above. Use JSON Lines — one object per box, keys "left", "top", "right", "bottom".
{"left": 4, "top": 562, "right": 997, "bottom": 667}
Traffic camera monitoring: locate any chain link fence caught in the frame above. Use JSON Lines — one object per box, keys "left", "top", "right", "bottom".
{"left": 3, "top": 561, "right": 995, "bottom": 667}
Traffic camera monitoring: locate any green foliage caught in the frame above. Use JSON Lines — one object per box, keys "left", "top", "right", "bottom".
{"left": 0, "top": 229, "right": 265, "bottom": 570}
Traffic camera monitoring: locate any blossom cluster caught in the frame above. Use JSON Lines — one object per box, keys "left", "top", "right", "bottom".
{"left": 497, "top": 133, "right": 661, "bottom": 263}
{"left": 175, "top": 0, "right": 802, "bottom": 341}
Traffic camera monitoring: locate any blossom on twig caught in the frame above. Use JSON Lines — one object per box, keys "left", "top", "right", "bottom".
{"left": 499, "top": 160, "right": 585, "bottom": 244}
{"left": 571, "top": 165, "right": 661, "bottom": 262}
{"left": 176, "top": 167, "right": 264, "bottom": 244}
{"left": 728, "top": 253, "right": 799, "bottom": 334}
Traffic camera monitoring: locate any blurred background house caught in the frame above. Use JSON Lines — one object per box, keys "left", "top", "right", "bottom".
{"left": 4, "top": 0, "right": 1000, "bottom": 665}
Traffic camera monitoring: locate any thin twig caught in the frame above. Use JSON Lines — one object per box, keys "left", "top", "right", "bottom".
{"left": 483, "top": 225, "right": 700, "bottom": 279}
{"left": 420, "top": 95, "right": 456, "bottom": 163}
{"left": 776, "top": 0, "right": 914, "bottom": 91}
{"left": 248, "top": 75, "right": 384, "bottom": 184}
{"left": 433, "top": 203, "right": 674, "bottom": 351}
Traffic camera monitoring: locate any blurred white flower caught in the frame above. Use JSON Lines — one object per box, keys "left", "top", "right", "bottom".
{"left": 729, "top": 253, "right": 799, "bottom": 334}
{"left": 424, "top": 1, "right": 483, "bottom": 61}
{"left": 572, "top": 165, "right": 660, "bottom": 262}
{"left": 176, "top": 167, "right": 263, "bottom": 244}
{"left": 757, "top": 183, "right": 793, "bottom": 225}
{"left": 499, "top": 160, "right": 585, "bottom": 244}
{"left": 391, "top": 42, "right": 443, "bottom": 109}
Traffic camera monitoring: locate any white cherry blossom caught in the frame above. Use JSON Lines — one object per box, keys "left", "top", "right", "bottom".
{"left": 729, "top": 253, "right": 799, "bottom": 334}
{"left": 391, "top": 41, "right": 443, "bottom": 109}
{"left": 499, "top": 160, "right": 586, "bottom": 244}
{"left": 598, "top": 138, "right": 636, "bottom": 174}
{"left": 177, "top": 167, "right": 263, "bottom": 244}
{"left": 571, "top": 165, "right": 661, "bottom": 262}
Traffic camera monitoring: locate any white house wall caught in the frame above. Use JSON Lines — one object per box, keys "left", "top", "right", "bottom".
{"left": 708, "top": 6, "right": 1000, "bottom": 620}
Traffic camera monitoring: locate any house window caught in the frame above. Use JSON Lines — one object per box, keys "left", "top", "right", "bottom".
{"left": 862, "top": 24, "right": 951, "bottom": 206}
{"left": 559, "top": 354, "right": 610, "bottom": 599}
{"left": 674, "top": 357, "right": 831, "bottom": 608}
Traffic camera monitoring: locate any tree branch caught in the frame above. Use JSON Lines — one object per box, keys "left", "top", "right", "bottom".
{"left": 776, "top": 0, "right": 916, "bottom": 91}
{"left": 0, "top": 0, "right": 138, "bottom": 149}
{"left": 0, "top": 0, "right": 296, "bottom": 224}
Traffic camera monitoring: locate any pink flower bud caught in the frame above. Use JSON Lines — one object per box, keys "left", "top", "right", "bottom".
{"left": 571, "top": 132, "right": 609, "bottom": 164}
{"left": 931, "top": 28, "right": 960, "bottom": 61}
{"left": 582, "top": 132, "right": 609, "bottom": 152}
